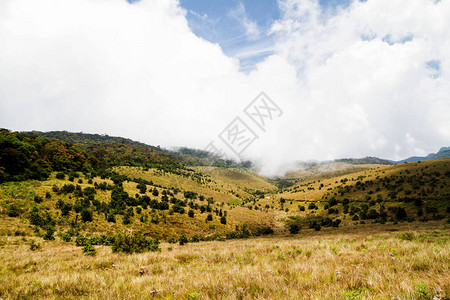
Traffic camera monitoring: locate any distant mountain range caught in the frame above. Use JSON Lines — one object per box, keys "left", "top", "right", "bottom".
{"left": 394, "top": 147, "right": 450, "bottom": 164}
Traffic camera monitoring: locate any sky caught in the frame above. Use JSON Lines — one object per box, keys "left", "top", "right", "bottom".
{"left": 0, "top": 0, "right": 449, "bottom": 176}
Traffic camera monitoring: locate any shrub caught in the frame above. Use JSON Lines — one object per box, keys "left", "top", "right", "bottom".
{"left": 80, "top": 208, "right": 93, "bottom": 222}
{"left": 298, "top": 205, "right": 305, "bottom": 211}
{"left": 56, "top": 172, "right": 65, "bottom": 179}
{"left": 308, "top": 203, "right": 317, "bottom": 210}
{"left": 83, "top": 244, "right": 97, "bottom": 256}
{"left": 107, "top": 214, "right": 116, "bottom": 223}
{"left": 59, "top": 231, "right": 72, "bottom": 242}
{"left": 332, "top": 219, "right": 341, "bottom": 227}
{"left": 29, "top": 240, "right": 41, "bottom": 251}
{"left": 256, "top": 226, "right": 274, "bottom": 235}
{"left": 328, "top": 198, "right": 337, "bottom": 207}
{"left": 188, "top": 209, "right": 194, "bottom": 218}
{"left": 45, "top": 192, "right": 52, "bottom": 199}
{"left": 34, "top": 195, "right": 43, "bottom": 203}
{"left": 112, "top": 232, "right": 160, "bottom": 253}
{"left": 29, "top": 207, "right": 43, "bottom": 226}
{"left": 189, "top": 235, "right": 200, "bottom": 243}
{"left": 43, "top": 226, "right": 56, "bottom": 240}
{"left": 7, "top": 204, "right": 19, "bottom": 217}
{"left": 167, "top": 237, "right": 177, "bottom": 244}
{"left": 122, "top": 214, "right": 132, "bottom": 225}
{"left": 289, "top": 224, "right": 300, "bottom": 234}
{"left": 398, "top": 232, "right": 415, "bottom": 241}
{"left": 60, "top": 203, "right": 72, "bottom": 216}
{"left": 178, "top": 234, "right": 188, "bottom": 245}
{"left": 206, "top": 214, "right": 213, "bottom": 221}
{"left": 314, "top": 223, "right": 321, "bottom": 231}
{"left": 220, "top": 216, "right": 227, "bottom": 224}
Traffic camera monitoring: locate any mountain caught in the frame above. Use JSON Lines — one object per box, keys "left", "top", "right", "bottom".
{"left": 395, "top": 146, "right": 450, "bottom": 164}
{"left": 335, "top": 156, "right": 393, "bottom": 165}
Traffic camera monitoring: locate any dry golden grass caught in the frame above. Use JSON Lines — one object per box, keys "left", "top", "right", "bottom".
{"left": 0, "top": 222, "right": 448, "bottom": 299}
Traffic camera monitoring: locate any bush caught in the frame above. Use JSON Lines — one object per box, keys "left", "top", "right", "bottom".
{"left": 45, "top": 192, "right": 52, "bottom": 199}
{"left": 328, "top": 198, "right": 337, "bottom": 207}
{"left": 256, "top": 226, "right": 274, "bottom": 235}
{"left": 298, "top": 205, "right": 305, "bottom": 211}
{"left": 308, "top": 203, "right": 318, "bottom": 210}
{"left": 112, "top": 232, "right": 160, "bottom": 253}
{"left": 34, "top": 195, "right": 43, "bottom": 203}
{"left": 83, "top": 243, "right": 97, "bottom": 256}
{"left": 178, "top": 234, "right": 188, "bottom": 245}
{"left": 56, "top": 172, "right": 65, "bottom": 179}
{"left": 398, "top": 232, "right": 415, "bottom": 241}
{"left": 122, "top": 214, "right": 132, "bottom": 225}
{"left": 29, "top": 207, "right": 43, "bottom": 226}
{"left": 60, "top": 202, "right": 72, "bottom": 216}
{"left": 7, "top": 204, "right": 19, "bottom": 217}
{"left": 332, "top": 219, "right": 341, "bottom": 227}
{"left": 314, "top": 223, "right": 321, "bottom": 231}
{"left": 220, "top": 216, "right": 227, "bottom": 224}
{"left": 107, "top": 214, "right": 116, "bottom": 223}
{"left": 29, "top": 240, "right": 41, "bottom": 251}
{"left": 289, "top": 224, "right": 300, "bottom": 234}
{"left": 80, "top": 208, "right": 93, "bottom": 222}
{"left": 167, "top": 237, "right": 177, "bottom": 244}
{"left": 206, "top": 214, "right": 213, "bottom": 221}
{"left": 43, "top": 226, "right": 56, "bottom": 240}
{"left": 188, "top": 209, "right": 194, "bottom": 218}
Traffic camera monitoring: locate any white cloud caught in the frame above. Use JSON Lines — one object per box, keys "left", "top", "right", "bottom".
{"left": 228, "top": 2, "right": 261, "bottom": 40}
{"left": 0, "top": 0, "right": 449, "bottom": 177}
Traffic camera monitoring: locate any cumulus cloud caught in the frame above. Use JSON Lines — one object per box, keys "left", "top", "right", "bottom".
{"left": 0, "top": 0, "right": 449, "bottom": 176}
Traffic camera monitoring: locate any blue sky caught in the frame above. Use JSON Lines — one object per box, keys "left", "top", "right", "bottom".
{"left": 178, "top": 0, "right": 354, "bottom": 71}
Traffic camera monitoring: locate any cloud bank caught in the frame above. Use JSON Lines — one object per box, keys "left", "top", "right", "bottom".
{"left": 0, "top": 0, "right": 449, "bottom": 176}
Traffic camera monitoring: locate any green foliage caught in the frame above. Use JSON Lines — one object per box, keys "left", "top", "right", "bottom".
{"left": 206, "top": 214, "right": 213, "bottom": 221}
{"left": 43, "top": 226, "right": 56, "bottom": 240}
{"left": 112, "top": 232, "right": 160, "bottom": 253}
{"left": 7, "top": 204, "right": 20, "bottom": 217}
{"left": 0, "top": 129, "right": 91, "bottom": 183}
{"left": 55, "top": 172, "right": 65, "bottom": 179}
{"left": 188, "top": 209, "right": 194, "bottom": 218}
{"left": 398, "top": 232, "right": 415, "bottom": 241}
{"left": 34, "top": 195, "right": 43, "bottom": 203}
{"left": 308, "top": 203, "right": 318, "bottom": 210}
{"left": 80, "top": 208, "right": 93, "bottom": 222}
{"left": 178, "top": 234, "right": 188, "bottom": 245}
{"left": 29, "top": 240, "right": 41, "bottom": 251}
{"left": 122, "top": 214, "right": 132, "bottom": 225}
{"left": 82, "top": 243, "right": 97, "bottom": 256}
{"left": 220, "top": 216, "right": 227, "bottom": 224}
{"left": 416, "top": 283, "right": 429, "bottom": 299}
{"left": 289, "top": 224, "right": 300, "bottom": 234}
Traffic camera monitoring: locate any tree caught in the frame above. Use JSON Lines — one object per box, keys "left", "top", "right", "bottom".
{"left": 289, "top": 224, "right": 300, "bottom": 234}
{"left": 220, "top": 216, "right": 227, "bottom": 224}
{"left": 81, "top": 208, "right": 93, "bottom": 222}
{"left": 188, "top": 209, "right": 194, "bottom": 218}
{"left": 136, "top": 183, "right": 147, "bottom": 194}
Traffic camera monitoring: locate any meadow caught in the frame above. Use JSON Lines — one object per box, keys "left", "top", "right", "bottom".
{"left": 0, "top": 222, "right": 448, "bottom": 299}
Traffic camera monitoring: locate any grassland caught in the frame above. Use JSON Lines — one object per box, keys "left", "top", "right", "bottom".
{"left": 0, "top": 157, "right": 449, "bottom": 299}
{"left": 0, "top": 222, "right": 448, "bottom": 299}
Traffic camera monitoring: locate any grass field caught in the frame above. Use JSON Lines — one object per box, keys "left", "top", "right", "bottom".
{"left": 0, "top": 221, "right": 448, "bottom": 299}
